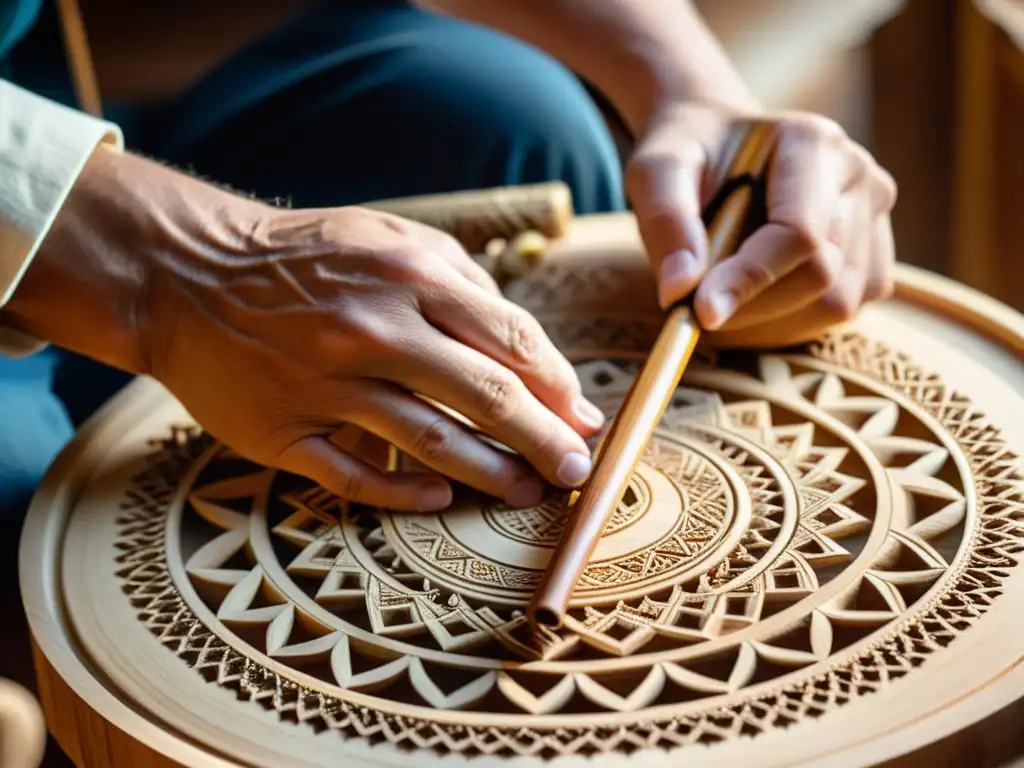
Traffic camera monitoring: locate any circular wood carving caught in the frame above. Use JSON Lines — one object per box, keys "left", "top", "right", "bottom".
{"left": 21, "top": 215, "right": 1024, "bottom": 767}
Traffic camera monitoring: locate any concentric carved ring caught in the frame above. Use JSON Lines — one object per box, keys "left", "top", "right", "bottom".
{"left": 23, "top": 241, "right": 1024, "bottom": 768}
{"left": 121, "top": 339, "right": 986, "bottom": 728}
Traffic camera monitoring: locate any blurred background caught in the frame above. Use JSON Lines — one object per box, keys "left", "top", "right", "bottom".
{"left": 698, "top": 0, "right": 1024, "bottom": 313}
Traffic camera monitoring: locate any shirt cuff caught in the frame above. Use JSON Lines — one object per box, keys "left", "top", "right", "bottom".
{"left": 0, "top": 78, "right": 123, "bottom": 357}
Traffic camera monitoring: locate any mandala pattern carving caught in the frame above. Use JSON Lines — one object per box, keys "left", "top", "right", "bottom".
{"left": 112, "top": 331, "right": 1024, "bottom": 759}
{"left": 483, "top": 476, "right": 650, "bottom": 546}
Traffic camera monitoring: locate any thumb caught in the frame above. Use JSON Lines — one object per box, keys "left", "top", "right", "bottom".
{"left": 625, "top": 140, "right": 710, "bottom": 308}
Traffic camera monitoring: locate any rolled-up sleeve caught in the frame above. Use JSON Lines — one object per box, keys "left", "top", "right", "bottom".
{"left": 0, "top": 79, "right": 122, "bottom": 356}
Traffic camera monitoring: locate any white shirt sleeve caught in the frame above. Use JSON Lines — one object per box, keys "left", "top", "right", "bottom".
{"left": 0, "top": 78, "right": 123, "bottom": 357}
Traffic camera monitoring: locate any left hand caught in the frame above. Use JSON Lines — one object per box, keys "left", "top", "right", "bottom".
{"left": 625, "top": 101, "right": 898, "bottom": 348}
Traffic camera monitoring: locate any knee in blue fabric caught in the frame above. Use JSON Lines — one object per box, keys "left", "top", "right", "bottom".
{"left": 146, "top": 4, "right": 625, "bottom": 213}
{"left": 0, "top": 349, "right": 74, "bottom": 520}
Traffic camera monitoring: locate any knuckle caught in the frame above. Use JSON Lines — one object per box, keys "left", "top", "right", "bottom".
{"left": 806, "top": 244, "right": 843, "bottom": 290}
{"left": 437, "top": 231, "right": 466, "bottom": 258}
{"left": 874, "top": 167, "right": 899, "bottom": 210}
{"left": 864, "top": 273, "right": 895, "bottom": 302}
{"left": 333, "top": 471, "right": 364, "bottom": 502}
{"left": 785, "top": 113, "right": 847, "bottom": 143}
{"left": 637, "top": 201, "right": 687, "bottom": 233}
{"left": 381, "top": 245, "right": 439, "bottom": 285}
{"left": 787, "top": 224, "right": 824, "bottom": 253}
{"left": 475, "top": 370, "right": 522, "bottom": 427}
{"left": 780, "top": 218, "right": 843, "bottom": 273}
{"left": 532, "top": 419, "right": 563, "bottom": 460}
{"left": 468, "top": 261, "right": 500, "bottom": 291}
{"left": 728, "top": 260, "right": 778, "bottom": 300}
{"left": 626, "top": 150, "right": 670, "bottom": 178}
{"left": 503, "top": 311, "right": 543, "bottom": 368}
{"left": 347, "top": 312, "right": 402, "bottom": 352}
{"left": 626, "top": 145, "right": 702, "bottom": 193}
{"left": 412, "top": 417, "right": 455, "bottom": 462}
{"left": 845, "top": 145, "right": 875, "bottom": 186}
{"left": 846, "top": 145, "right": 898, "bottom": 209}
{"left": 820, "top": 285, "right": 860, "bottom": 322}
{"left": 767, "top": 210, "right": 831, "bottom": 253}
{"left": 379, "top": 211, "right": 414, "bottom": 237}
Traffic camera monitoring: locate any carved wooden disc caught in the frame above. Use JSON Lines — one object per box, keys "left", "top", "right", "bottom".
{"left": 21, "top": 215, "right": 1024, "bottom": 768}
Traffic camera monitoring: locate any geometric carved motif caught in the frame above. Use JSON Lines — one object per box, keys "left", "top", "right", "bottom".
{"left": 113, "top": 331, "right": 1024, "bottom": 758}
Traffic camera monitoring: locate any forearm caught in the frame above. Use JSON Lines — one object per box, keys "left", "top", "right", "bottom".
{"left": 1, "top": 145, "right": 150, "bottom": 373}
{"left": 419, "top": 0, "right": 760, "bottom": 135}
{"left": 2, "top": 146, "right": 260, "bottom": 376}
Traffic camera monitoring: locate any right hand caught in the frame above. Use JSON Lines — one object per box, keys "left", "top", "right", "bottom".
{"left": 13, "top": 149, "right": 605, "bottom": 512}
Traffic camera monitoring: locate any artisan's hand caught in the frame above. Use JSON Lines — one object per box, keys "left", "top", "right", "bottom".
{"left": 6, "top": 149, "right": 604, "bottom": 512}
{"left": 626, "top": 102, "right": 898, "bottom": 347}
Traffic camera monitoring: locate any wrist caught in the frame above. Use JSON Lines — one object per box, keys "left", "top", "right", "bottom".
{"left": 2, "top": 144, "right": 152, "bottom": 373}
{"left": 623, "top": 2, "right": 762, "bottom": 135}
{"left": 3, "top": 142, "right": 274, "bottom": 376}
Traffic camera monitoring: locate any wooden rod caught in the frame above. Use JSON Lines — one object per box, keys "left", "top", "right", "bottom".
{"left": 55, "top": 0, "right": 103, "bottom": 117}
{"left": 526, "top": 121, "right": 776, "bottom": 630}
{"left": 364, "top": 181, "right": 573, "bottom": 253}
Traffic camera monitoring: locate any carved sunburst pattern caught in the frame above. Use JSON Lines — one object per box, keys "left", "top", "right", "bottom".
{"left": 107, "top": 327, "right": 1024, "bottom": 760}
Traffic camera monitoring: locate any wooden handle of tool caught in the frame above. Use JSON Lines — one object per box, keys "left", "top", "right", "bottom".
{"left": 526, "top": 122, "right": 776, "bottom": 630}
{"left": 364, "top": 181, "right": 574, "bottom": 253}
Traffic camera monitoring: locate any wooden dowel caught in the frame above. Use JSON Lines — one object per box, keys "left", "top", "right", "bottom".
{"left": 56, "top": 0, "right": 103, "bottom": 117}
{"left": 526, "top": 122, "right": 776, "bottom": 630}
{"left": 364, "top": 182, "right": 573, "bottom": 253}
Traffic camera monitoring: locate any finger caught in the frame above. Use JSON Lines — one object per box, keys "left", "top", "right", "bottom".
{"left": 715, "top": 191, "right": 867, "bottom": 331}
{"left": 329, "top": 424, "right": 391, "bottom": 469}
{"left": 862, "top": 212, "right": 895, "bottom": 302}
{"left": 693, "top": 223, "right": 842, "bottom": 330}
{"left": 709, "top": 240, "right": 842, "bottom": 331}
{"left": 409, "top": 220, "right": 502, "bottom": 296}
{"left": 420, "top": 278, "right": 605, "bottom": 437}
{"left": 277, "top": 436, "right": 453, "bottom": 512}
{"left": 768, "top": 121, "right": 848, "bottom": 243}
{"left": 829, "top": 191, "right": 872, "bottom": 311}
{"left": 847, "top": 142, "right": 898, "bottom": 214}
{"left": 707, "top": 196, "right": 872, "bottom": 347}
{"left": 341, "top": 382, "right": 547, "bottom": 508}
{"left": 703, "top": 276, "right": 863, "bottom": 350}
{"left": 384, "top": 331, "right": 594, "bottom": 490}
{"left": 692, "top": 128, "right": 851, "bottom": 330}
{"left": 625, "top": 140, "right": 710, "bottom": 308}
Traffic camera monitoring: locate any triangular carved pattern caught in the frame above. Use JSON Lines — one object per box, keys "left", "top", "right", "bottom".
{"left": 111, "top": 332, "right": 1024, "bottom": 757}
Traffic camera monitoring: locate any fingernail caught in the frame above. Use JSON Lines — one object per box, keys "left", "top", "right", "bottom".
{"left": 658, "top": 250, "right": 703, "bottom": 308}
{"left": 556, "top": 452, "right": 592, "bottom": 487}
{"left": 417, "top": 482, "right": 453, "bottom": 512}
{"left": 705, "top": 291, "right": 737, "bottom": 330}
{"left": 506, "top": 478, "right": 545, "bottom": 508}
{"left": 660, "top": 249, "right": 700, "bottom": 285}
{"left": 574, "top": 397, "right": 606, "bottom": 430}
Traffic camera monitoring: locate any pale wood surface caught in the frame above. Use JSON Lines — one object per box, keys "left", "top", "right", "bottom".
{"left": 18, "top": 212, "right": 1024, "bottom": 768}
{"left": 365, "top": 182, "right": 574, "bottom": 255}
